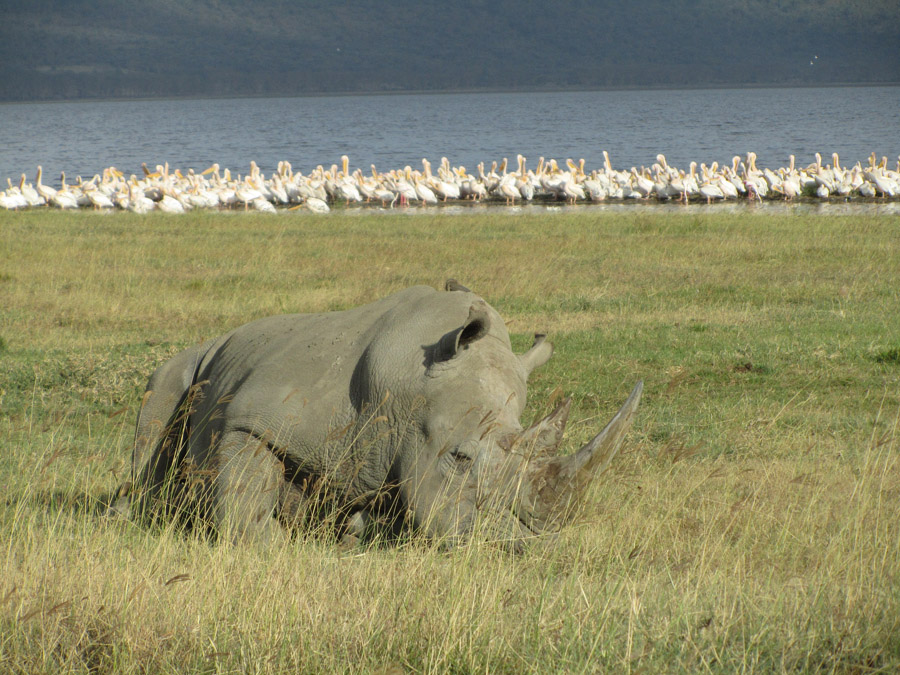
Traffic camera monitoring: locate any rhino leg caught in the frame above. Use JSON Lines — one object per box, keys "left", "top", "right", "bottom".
{"left": 338, "top": 509, "right": 371, "bottom": 547}
{"left": 214, "top": 430, "right": 287, "bottom": 543}
{"left": 128, "top": 343, "right": 209, "bottom": 522}
{"left": 277, "top": 476, "right": 382, "bottom": 545}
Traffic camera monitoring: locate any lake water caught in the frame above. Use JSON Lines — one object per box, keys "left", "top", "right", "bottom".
{"left": 1, "top": 86, "right": 898, "bottom": 188}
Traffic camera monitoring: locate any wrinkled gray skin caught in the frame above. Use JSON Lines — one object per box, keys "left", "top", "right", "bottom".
{"left": 124, "top": 282, "right": 642, "bottom": 551}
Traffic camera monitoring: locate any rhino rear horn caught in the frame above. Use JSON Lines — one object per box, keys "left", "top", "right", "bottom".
{"left": 513, "top": 397, "right": 572, "bottom": 456}
{"left": 517, "top": 381, "right": 642, "bottom": 532}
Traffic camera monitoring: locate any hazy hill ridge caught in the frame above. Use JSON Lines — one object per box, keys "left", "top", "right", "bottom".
{"left": 2, "top": 0, "right": 898, "bottom": 101}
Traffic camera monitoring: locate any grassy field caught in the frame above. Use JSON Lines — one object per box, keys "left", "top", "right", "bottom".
{"left": 1, "top": 208, "right": 899, "bottom": 673}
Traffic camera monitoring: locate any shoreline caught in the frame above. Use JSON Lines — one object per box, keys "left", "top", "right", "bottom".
{"left": 1, "top": 81, "right": 898, "bottom": 107}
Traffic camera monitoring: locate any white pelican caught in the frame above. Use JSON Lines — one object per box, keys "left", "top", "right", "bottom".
{"left": 305, "top": 197, "right": 330, "bottom": 214}
{"left": 865, "top": 169, "right": 898, "bottom": 197}
{"left": 126, "top": 179, "right": 156, "bottom": 213}
{"left": 1, "top": 179, "right": 27, "bottom": 210}
{"left": 0, "top": 192, "right": 25, "bottom": 210}
{"left": 561, "top": 173, "right": 585, "bottom": 204}
{"left": 84, "top": 183, "right": 115, "bottom": 209}
{"left": 726, "top": 157, "right": 746, "bottom": 195}
{"left": 394, "top": 168, "right": 419, "bottom": 205}
{"left": 157, "top": 188, "right": 186, "bottom": 214}
{"left": 742, "top": 154, "right": 767, "bottom": 200}
{"left": 456, "top": 167, "right": 485, "bottom": 201}
{"left": 251, "top": 196, "right": 277, "bottom": 213}
{"left": 666, "top": 171, "right": 686, "bottom": 202}
{"left": 34, "top": 166, "right": 58, "bottom": 203}
{"left": 708, "top": 166, "right": 736, "bottom": 200}
{"left": 497, "top": 173, "right": 519, "bottom": 206}
{"left": 698, "top": 177, "right": 724, "bottom": 204}
{"left": 72, "top": 177, "right": 93, "bottom": 207}
{"left": 480, "top": 161, "right": 501, "bottom": 192}
{"left": 584, "top": 171, "right": 608, "bottom": 202}
{"left": 683, "top": 162, "right": 701, "bottom": 200}
{"left": 427, "top": 159, "right": 461, "bottom": 202}
{"left": 651, "top": 166, "right": 671, "bottom": 200}
{"left": 235, "top": 176, "right": 263, "bottom": 208}
{"left": 858, "top": 177, "right": 877, "bottom": 198}
{"left": 811, "top": 152, "right": 835, "bottom": 192}
{"left": 19, "top": 175, "right": 44, "bottom": 206}
{"left": 50, "top": 173, "right": 79, "bottom": 209}
{"left": 414, "top": 176, "right": 438, "bottom": 205}
{"left": 779, "top": 169, "right": 801, "bottom": 200}
{"left": 335, "top": 179, "right": 363, "bottom": 203}
{"left": 630, "top": 168, "right": 654, "bottom": 197}
{"left": 248, "top": 161, "right": 274, "bottom": 201}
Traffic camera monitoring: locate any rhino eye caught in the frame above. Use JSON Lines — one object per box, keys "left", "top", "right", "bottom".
{"left": 450, "top": 448, "right": 474, "bottom": 468}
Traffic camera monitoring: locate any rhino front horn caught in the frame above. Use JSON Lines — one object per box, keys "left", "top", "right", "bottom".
{"left": 516, "top": 381, "right": 643, "bottom": 533}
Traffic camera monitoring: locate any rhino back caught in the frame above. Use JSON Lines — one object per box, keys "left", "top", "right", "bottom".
{"left": 187, "top": 287, "right": 452, "bottom": 452}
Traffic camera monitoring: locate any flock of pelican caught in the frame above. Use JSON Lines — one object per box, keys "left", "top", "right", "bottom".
{"left": 2, "top": 152, "right": 899, "bottom": 214}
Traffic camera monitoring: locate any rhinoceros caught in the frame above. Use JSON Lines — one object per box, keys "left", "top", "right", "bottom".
{"left": 123, "top": 281, "right": 641, "bottom": 551}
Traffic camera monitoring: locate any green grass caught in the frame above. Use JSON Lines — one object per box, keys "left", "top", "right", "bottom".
{"left": 1, "top": 209, "right": 899, "bottom": 673}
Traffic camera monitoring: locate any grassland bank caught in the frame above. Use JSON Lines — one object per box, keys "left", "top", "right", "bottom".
{"left": 1, "top": 210, "right": 898, "bottom": 672}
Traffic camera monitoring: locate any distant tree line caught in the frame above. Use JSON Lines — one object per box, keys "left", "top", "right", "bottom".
{"left": 1, "top": 0, "right": 897, "bottom": 101}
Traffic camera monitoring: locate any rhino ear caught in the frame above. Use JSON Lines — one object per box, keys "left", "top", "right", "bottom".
{"left": 519, "top": 334, "right": 553, "bottom": 376}
{"left": 436, "top": 301, "right": 491, "bottom": 360}
{"left": 445, "top": 279, "right": 472, "bottom": 293}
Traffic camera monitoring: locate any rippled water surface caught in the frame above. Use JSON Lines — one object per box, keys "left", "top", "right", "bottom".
{"left": 2, "top": 86, "right": 898, "bottom": 188}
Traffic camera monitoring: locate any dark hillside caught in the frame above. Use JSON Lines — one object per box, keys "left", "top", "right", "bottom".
{"left": 2, "top": 0, "right": 898, "bottom": 101}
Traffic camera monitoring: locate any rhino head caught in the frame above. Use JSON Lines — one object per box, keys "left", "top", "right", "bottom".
{"left": 359, "top": 282, "right": 642, "bottom": 551}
